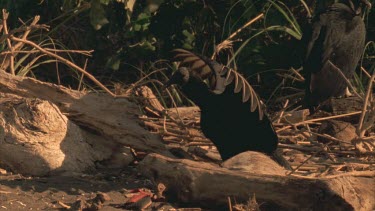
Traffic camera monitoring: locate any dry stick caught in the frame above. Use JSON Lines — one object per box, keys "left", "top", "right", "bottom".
{"left": 323, "top": 170, "right": 375, "bottom": 179}
{"left": 1, "top": 49, "right": 92, "bottom": 56}
{"left": 11, "top": 36, "right": 116, "bottom": 97}
{"left": 228, "top": 197, "right": 233, "bottom": 211}
{"left": 276, "top": 99, "right": 289, "bottom": 123}
{"left": 163, "top": 115, "right": 168, "bottom": 133}
{"left": 57, "top": 201, "right": 71, "bottom": 209}
{"left": 278, "top": 143, "right": 320, "bottom": 152}
{"left": 144, "top": 106, "right": 161, "bottom": 117}
{"left": 290, "top": 67, "right": 305, "bottom": 81}
{"left": 78, "top": 59, "right": 88, "bottom": 91}
{"left": 357, "top": 65, "right": 375, "bottom": 137}
{"left": 0, "top": 48, "right": 94, "bottom": 56}
{"left": 296, "top": 111, "right": 362, "bottom": 126}
{"left": 7, "top": 16, "right": 43, "bottom": 61}
{"left": 287, "top": 142, "right": 333, "bottom": 176}
{"left": 212, "top": 13, "right": 264, "bottom": 59}
{"left": 44, "top": 48, "right": 93, "bottom": 56}
{"left": 277, "top": 111, "right": 362, "bottom": 133}
{"left": 308, "top": 131, "right": 351, "bottom": 144}
{"left": 361, "top": 67, "right": 372, "bottom": 79}
{"left": 327, "top": 60, "right": 362, "bottom": 99}
{"left": 2, "top": 10, "right": 15, "bottom": 75}
{"left": 0, "top": 24, "right": 48, "bottom": 43}
{"left": 227, "top": 13, "right": 264, "bottom": 40}
{"left": 15, "top": 16, "right": 43, "bottom": 50}
{"left": 1, "top": 50, "right": 40, "bottom": 55}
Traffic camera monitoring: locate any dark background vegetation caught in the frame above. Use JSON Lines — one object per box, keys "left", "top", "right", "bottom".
{"left": 0, "top": 0, "right": 374, "bottom": 109}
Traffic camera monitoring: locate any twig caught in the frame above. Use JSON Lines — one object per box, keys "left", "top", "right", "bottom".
{"left": 78, "top": 59, "right": 88, "bottom": 91}
{"left": 278, "top": 143, "right": 320, "bottom": 152}
{"left": 1, "top": 49, "right": 92, "bottom": 56}
{"left": 308, "top": 131, "right": 352, "bottom": 144}
{"left": 0, "top": 24, "right": 49, "bottom": 43}
{"left": 287, "top": 142, "right": 333, "bottom": 176}
{"left": 44, "top": 48, "right": 93, "bottom": 56}
{"left": 327, "top": 60, "right": 362, "bottom": 99}
{"left": 294, "top": 111, "right": 362, "bottom": 126}
{"left": 357, "top": 64, "right": 375, "bottom": 137}
{"left": 290, "top": 67, "right": 305, "bottom": 81}
{"left": 323, "top": 170, "right": 375, "bottom": 179}
{"left": 228, "top": 197, "right": 233, "bottom": 211}
{"left": 276, "top": 99, "right": 289, "bottom": 124}
{"left": 57, "top": 201, "right": 71, "bottom": 209}
{"left": 360, "top": 67, "right": 372, "bottom": 78}
{"left": 227, "top": 13, "right": 264, "bottom": 41}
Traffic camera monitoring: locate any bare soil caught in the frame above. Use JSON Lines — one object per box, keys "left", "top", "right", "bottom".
{"left": 0, "top": 167, "right": 180, "bottom": 211}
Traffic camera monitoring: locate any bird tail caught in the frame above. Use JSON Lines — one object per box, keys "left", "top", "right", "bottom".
{"left": 269, "top": 150, "right": 292, "bottom": 171}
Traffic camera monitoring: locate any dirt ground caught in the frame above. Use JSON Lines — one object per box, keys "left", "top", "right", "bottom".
{"left": 0, "top": 166, "right": 186, "bottom": 211}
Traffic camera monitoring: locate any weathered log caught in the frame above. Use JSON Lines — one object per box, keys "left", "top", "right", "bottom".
{"left": 0, "top": 71, "right": 171, "bottom": 175}
{"left": 0, "top": 96, "right": 100, "bottom": 175}
{"left": 139, "top": 153, "right": 375, "bottom": 211}
{"left": 0, "top": 71, "right": 169, "bottom": 155}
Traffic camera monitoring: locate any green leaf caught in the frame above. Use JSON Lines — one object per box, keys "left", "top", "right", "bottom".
{"left": 136, "top": 13, "right": 150, "bottom": 24}
{"left": 90, "top": 0, "right": 109, "bottom": 30}
{"left": 106, "top": 56, "right": 121, "bottom": 71}
{"left": 100, "top": 0, "right": 110, "bottom": 5}
{"left": 139, "top": 39, "right": 156, "bottom": 52}
{"left": 134, "top": 24, "right": 142, "bottom": 31}
{"left": 267, "top": 0, "right": 302, "bottom": 36}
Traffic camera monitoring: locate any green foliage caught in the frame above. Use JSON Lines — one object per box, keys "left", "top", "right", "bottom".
{"left": 90, "top": 0, "right": 110, "bottom": 30}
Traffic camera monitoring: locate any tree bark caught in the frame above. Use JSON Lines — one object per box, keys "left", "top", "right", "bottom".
{"left": 139, "top": 153, "right": 375, "bottom": 211}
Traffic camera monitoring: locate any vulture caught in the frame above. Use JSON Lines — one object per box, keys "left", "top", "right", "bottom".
{"left": 165, "top": 49, "right": 291, "bottom": 170}
{"left": 303, "top": 0, "right": 371, "bottom": 113}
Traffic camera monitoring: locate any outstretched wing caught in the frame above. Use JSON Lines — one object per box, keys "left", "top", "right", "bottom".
{"left": 221, "top": 66, "right": 264, "bottom": 119}
{"left": 172, "top": 48, "right": 264, "bottom": 120}
{"left": 172, "top": 49, "right": 214, "bottom": 80}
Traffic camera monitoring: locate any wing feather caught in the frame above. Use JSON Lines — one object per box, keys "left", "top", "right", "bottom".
{"left": 172, "top": 48, "right": 264, "bottom": 119}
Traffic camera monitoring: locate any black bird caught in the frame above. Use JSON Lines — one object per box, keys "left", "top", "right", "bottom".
{"left": 303, "top": 0, "right": 371, "bottom": 113}
{"left": 165, "top": 49, "right": 291, "bottom": 170}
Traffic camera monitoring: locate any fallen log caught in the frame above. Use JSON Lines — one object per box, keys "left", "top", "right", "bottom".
{"left": 0, "top": 71, "right": 170, "bottom": 175}
{"left": 0, "top": 71, "right": 168, "bottom": 154}
{"left": 0, "top": 97, "right": 99, "bottom": 175}
{"left": 139, "top": 153, "right": 375, "bottom": 211}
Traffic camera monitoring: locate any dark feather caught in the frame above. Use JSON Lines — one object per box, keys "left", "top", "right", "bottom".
{"left": 303, "top": 1, "right": 368, "bottom": 112}
{"left": 173, "top": 49, "right": 264, "bottom": 119}
{"left": 166, "top": 66, "right": 291, "bottom": 170}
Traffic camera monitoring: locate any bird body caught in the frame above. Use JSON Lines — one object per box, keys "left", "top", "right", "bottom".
{"left": 166, "top": 50, "right": 281, "bottom": 164}
{"left": 303, "top": 0, "right": 370, "bottom": 112}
